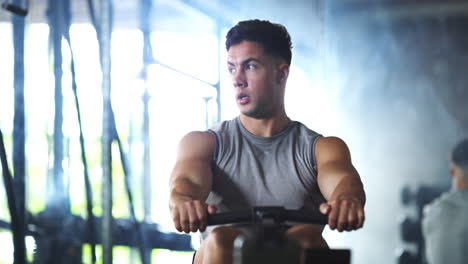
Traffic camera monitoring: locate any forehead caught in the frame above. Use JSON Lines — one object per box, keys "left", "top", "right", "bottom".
{"left": 227, "top": 41, "right": 267, "bottom": 62}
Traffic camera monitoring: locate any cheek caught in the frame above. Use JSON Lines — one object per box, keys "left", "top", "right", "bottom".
{"left": 250, "top": 78, "right": 268, "bottom": 95}
{"left": 248, "top": 72, "right": 269, "bottom": 86}
{"left": 246, "top": 72, "right": 274, "bottom": 95}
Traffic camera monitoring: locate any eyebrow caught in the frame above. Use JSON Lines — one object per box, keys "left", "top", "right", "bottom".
{"left": 227, "top": 57, "right": 262, "bottom": 67}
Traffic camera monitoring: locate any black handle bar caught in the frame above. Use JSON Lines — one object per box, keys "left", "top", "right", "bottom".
{"left": 207, "top": 206, "right": 328, "bottom": 226}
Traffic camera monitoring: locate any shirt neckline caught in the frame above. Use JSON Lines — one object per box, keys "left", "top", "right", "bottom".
{"left": 236, "top": 116, "right": 295, "bottom": 144}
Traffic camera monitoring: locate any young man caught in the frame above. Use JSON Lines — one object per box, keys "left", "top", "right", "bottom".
{"left": 423, "top": 139, "right": 468, "bottom": 264}
{"left": 169, "top": 19, "right": 366, "bottom": 264}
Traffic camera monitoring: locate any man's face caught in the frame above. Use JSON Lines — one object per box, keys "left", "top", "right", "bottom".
{"left": 227, "top": 41, "right": 287, "bottom": 119}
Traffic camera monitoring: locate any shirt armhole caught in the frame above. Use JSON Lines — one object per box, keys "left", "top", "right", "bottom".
{"left": 311, "top": 135, "right": 322, "bottom": 176}
{"left": 207, "top": 129, "right": 219, "bottom": 162}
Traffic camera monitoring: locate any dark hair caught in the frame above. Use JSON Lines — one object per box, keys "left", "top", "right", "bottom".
{"left": 225, "top": 19, "right": 293, "bottom": 65}
{"left": 451, "top": 138, "right": 468, "bottom": 172}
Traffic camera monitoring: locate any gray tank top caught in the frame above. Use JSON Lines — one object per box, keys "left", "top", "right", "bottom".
{"left": 206, "top": 116, "right": 326, "bottom": 215}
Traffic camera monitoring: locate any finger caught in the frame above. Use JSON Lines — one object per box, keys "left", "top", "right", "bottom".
{"left": 357, "top": 206, "right": 365, "bottom": 228}
{"left": 172, "top": 209, "right": 182, "bottom": 232}
{"left": 195, "top": 202, "right": 207, "bottom": 232}
{"left": 328, "top": 201, "right": 339, "bottom": 230}
{"left": 179, "top": 206, "right": 190, "bottom": 233}
{"left": 337, "top": 200, "right": 349, "bottom": 232}
{"left": 346, "top": 202, "right": 357, "bottom": 231}
{"left": 207, "top": 204, "right": 218, "bottom": 214}
{"left": 320, "top": 203, "right": 331, "bottom": 215}
{"left": 187, "top": 203, "right": 200, "bottom": 233}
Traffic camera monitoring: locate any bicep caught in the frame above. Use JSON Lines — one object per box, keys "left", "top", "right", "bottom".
{"left": 315, "top": 137, "right": 352, "bottom": 167}
{"left": 315, "top": 137, "right": 361, "bottom": 199}
{"left": 170, "top": 131, "right": 215, "bottom": 192}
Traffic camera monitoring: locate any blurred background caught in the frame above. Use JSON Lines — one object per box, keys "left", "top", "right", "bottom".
{"left": 0, "top": 0, "right": 467, "bottom": 263}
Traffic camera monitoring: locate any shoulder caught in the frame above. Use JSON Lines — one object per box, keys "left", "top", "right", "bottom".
{"left": 288, "top": 121, "right": 322, "bottom": 152}
{"left": 209, "top": 118, "right": 238, "bottom": 133}
{"left": 424, "top": 191, "right": 465, "bottom": 216}
{"left": 180, "top": 130, "right": 215, "bottom": 142}
{"left": 423, "top": 191, "right": 467, "bottom": 228}
{"left": 177, "top": 131, "right": 215, "bottom": 160}
{"left": 315, "top": 136, "right": 351, "bottom": 164}
{"left": 291, "top": 121, "right": 321, "bottom": 137}
{"left": 316, "top": 136, "right": 348, "bottom": 148}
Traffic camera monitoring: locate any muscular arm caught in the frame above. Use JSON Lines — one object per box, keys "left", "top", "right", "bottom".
{"left": 316, "top": 136, "right": 366, "bottom": 231}
{"left": 169, "top": 131, "right": 217, "bottom": 233}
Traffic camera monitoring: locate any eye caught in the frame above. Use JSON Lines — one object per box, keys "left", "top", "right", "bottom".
{"left": 228, "top": 67, "right": 236, "bottom": 74}
{"left": 247, "top": 64, "right": 257, "bottom": 70}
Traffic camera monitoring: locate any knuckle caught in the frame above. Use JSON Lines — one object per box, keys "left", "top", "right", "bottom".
{"left": 172, "top": 215, "right": 179, "bottom": 221}
{"left": 338, "top": 220, "right": 347, "bottom": 227}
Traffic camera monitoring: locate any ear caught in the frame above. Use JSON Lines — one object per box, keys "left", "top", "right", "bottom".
{"left": 277, "top": 64, "right": 290, "bottom": 83}
{"left": 449, "top": 163, "right": 460, "bottom": 179}
{"left": 450, "top": 167, "right": 456, "bottom": 178}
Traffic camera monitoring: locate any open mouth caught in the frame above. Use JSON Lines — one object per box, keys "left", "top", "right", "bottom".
{"left": 237, "top": 93, "right": 250, "bottom": 105}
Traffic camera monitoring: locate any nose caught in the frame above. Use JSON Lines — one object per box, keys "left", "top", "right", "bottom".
{"left": 232, "top": 69, "right": 247, "bottom": 88}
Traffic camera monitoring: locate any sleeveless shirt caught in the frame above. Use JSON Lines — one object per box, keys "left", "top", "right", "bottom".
{"left": 206, "top": 116, "right": 326, "bottom": 215}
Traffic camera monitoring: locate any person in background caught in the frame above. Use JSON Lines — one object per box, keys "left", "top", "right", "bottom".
{"left": 423, "top": 138, "right": 468, "bottom": 264}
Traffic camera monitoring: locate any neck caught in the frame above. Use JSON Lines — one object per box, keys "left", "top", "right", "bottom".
{"left": 239, "top": 112, "right": 290, "bottom": 137}
{"left": 454, "top": 177, "right": 468, "bottom": 190}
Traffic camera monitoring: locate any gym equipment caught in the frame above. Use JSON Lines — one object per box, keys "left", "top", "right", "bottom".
{"left": 207, "top": 206, "right": 351, "bottom": 264}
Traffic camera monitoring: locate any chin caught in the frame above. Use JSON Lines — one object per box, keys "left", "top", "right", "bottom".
{"left": 242, "top": 110, "right": 270, "bottom": 119}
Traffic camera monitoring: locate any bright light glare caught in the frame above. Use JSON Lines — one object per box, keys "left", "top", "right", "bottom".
{"left": 0, "top": 232, "right": 13, "bottom": 263}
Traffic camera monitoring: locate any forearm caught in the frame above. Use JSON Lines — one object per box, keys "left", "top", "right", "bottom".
{"left": 169, "top": 177, "right": 209, "bottom": 207}
{"left": 315, "top": 137, "right": 365, "bottom": 230}
{"left": 169, "top": 160, "right": 212, "bottom": 210}
{"left": 329, "top": 173, "right": 365, "bottom": 205}
{"left": 318, "top": 163, "right": 365, "bottom": 205}
{"left": 169, "top": 131, "right": 215, "bottom": 233}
